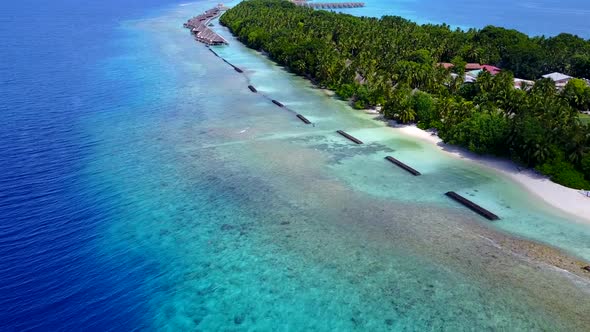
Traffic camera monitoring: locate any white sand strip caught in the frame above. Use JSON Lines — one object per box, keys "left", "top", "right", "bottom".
{"left": 394, "top": 124, "right": 590, "bottom": 224}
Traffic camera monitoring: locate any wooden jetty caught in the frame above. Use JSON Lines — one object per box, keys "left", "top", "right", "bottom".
{"left": 183, "top": 6, "right": 228, "bottom": 45}
{"left": 296, "top": 114, "right": 311, "bottom": 124}
{"left": 445, "top": 191, "right": 500, "bottom": 221}
{"left": 272, "top": 100, "right": 284, "bottom": 107}
{"left": 336, "top": 130, "right": 363, "bottom": 144}
{"left": 248, "top": 85, "right": 257, "bottom": 93}
{"left": 385, "top": 156, "right": 421, "bottom": 176}
{"left": 292, "top": 0, "right": 365, "bottom": 8}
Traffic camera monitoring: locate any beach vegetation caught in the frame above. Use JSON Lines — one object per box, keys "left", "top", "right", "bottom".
{"left": 220, "top": 0, "right": 590, "bottom": 188}
{"left": 562, "top": 78, "right": 590, "bottom": 112}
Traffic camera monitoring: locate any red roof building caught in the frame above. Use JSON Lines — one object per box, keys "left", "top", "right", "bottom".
{"left": 438, "top": 62, "right": 502, "bottom": 75}
{"left": 438, "top": 62, "right": 454, "bottom": 69}
{"left": 481, "top": 65, "right": 501, "bottom": 75}
{"left": 465, "top": 63, "right": 483, "bottom": 70}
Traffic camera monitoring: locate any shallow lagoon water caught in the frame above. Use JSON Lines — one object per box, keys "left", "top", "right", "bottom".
{"left": 210, "top": 10, "right": 590, "bottom": 261}
{"left": 87, "top": 1, "right": 590, "bottom": 330}
{"left": 2, "top": 0, "right": 590, "bottom": 330}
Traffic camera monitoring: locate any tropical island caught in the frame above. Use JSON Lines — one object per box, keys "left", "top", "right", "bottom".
{"left": 219, "top": 0, "right": 590, "bottom": 189}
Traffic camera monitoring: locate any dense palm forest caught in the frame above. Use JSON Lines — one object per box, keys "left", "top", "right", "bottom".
{"left": 220, "top": 0, "right": 590, "bottom": 188}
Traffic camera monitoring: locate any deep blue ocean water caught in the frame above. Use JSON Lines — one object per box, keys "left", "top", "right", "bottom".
{"left": 2, "top": 0, "right": 590, "bottom": 331}
{"left": 0, "top": 0, "right": 182, "bottom": 330}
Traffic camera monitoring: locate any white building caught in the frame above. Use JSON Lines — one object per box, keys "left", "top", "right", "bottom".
{"left": 542, "top": 72, "right": 573, "bottom": 88}
{"left": 514, "top": 78, "right": 534, "bottom": 90}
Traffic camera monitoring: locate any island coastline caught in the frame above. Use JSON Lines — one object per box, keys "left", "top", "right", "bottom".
{"left": 390, "top": 123, "right": 590, "bottom": 225}
{"left": 214, "top": 0, "right": 590, "bottom": 225}
{"left": 219, "top": 0, "right": 590, "bottom": 194}
{"left": 198, "top": 3, "right": 590, "bottom": 274}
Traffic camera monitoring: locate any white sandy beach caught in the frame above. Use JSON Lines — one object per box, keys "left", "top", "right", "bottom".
{"left": 393, "top": 124, "right": 590, "bottom": 225}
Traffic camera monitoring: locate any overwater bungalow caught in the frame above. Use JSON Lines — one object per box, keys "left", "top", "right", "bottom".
{"left": 184, "top": 6, "right": 228, "bottom": 45}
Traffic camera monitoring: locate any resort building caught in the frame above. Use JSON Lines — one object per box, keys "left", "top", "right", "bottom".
{"left": 514, "top": 78, "right": 534, "bottom": 90}
{"left": 439, "top": 62, "right": 454, "bottom": 70}
{"left": 466, "top": 70, "right": 483, "bottom": 79}
{"left": 465, "top": 63, "right": 483, "bottom": 71}
{"left": 450, "top": 72, "right": 476, "bottom": 83}
{"left": 542, "top": 72, "right": 573, "bottom": 89}
{"left": 439, "top": 63, "right": 501, "bottom": 75}
{"left": 481, "top": 65, "right": 501, "bottom": 75}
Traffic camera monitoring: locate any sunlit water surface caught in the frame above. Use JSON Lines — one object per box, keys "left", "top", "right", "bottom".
{"left": 2, "top": 0, "right": 590, "bottom": 331}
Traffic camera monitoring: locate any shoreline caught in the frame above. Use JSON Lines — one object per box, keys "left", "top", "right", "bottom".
{"left": 387, "top": 122, "right": 590, "bottom": 225}
{"left": 190, "top": 9, "right": 590, "bottom": 283}
{"left": 210, "top": 16, "right": 590, "bottom": 226}
{"left": 237, "top": 52, "right": 590, "bottom": 225}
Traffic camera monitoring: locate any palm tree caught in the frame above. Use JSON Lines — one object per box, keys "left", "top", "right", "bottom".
{"left": 397, "top": 105, "right": 417, "bottom": 123}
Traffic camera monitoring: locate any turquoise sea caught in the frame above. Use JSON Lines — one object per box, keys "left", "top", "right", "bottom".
{"left": 1, "top": 0, "right": 590, "bottom": 330}
{"left": 343, "top": 0, "right": 590, "bottom": 37}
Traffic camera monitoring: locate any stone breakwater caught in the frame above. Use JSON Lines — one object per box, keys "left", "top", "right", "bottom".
{"left": 183, "top": 6, "right": 228, "bottom": 45}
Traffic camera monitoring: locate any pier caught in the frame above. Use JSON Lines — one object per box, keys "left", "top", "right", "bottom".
{"left": 445, "top": 191, "right": 500, "bottom": 221}
{"left": 385, "top": 156, "right": 421, "bottom": 176}
{"left": 183, "top": 6, "right": 228, "bottom": 45}
{"left": 336, "top": 130, "right": 363, "bottom": 144}
{"left": 291, "top": 1, "right": 365, "bottom": 8}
